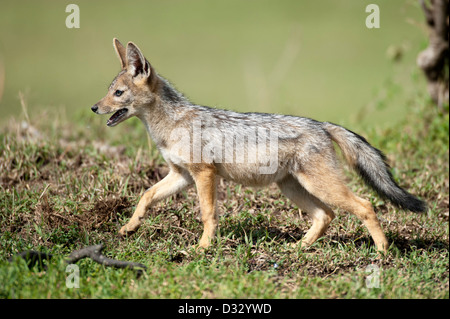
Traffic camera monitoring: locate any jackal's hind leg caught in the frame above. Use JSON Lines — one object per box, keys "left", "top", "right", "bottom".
{"left": 277, "top": 175, "right": 335, "bottom": 248}
{"left": 293, "top": 166, "right": 389, "bottom": 253}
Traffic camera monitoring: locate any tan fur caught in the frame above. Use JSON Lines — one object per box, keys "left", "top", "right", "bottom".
{"left": 119, "top": 165, "right": 193, "bottom": 235}
{"left": 294, "top": 160, "right": 389, "bottom": 252}
{"left": 188, "top": 163, "right": 218, "bottom": 248}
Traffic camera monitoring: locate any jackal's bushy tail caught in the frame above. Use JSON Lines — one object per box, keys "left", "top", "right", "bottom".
{"left": 323, "top": 122, "right": 427, "bottom": 213}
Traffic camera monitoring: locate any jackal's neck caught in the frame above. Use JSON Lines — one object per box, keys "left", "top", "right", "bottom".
{"left": 156, "top": 74, "right": 190, "bottom": 105}
{"left": 138, "top": 74, "right": 192, "bottom": 148}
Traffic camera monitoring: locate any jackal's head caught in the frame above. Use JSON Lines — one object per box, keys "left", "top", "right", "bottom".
{"left": 91, "top": 38, "right": 158, "bottom": 126}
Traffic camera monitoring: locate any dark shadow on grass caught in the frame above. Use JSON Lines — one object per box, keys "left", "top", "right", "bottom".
{"left": 218, "top": 223, "right": 305, "bottom": 246}
{"left": 389, "top": 236, "right": 449, "bottom": 253}
{"left": 220, "top": 220, "right": 449, "bottom": 255}
{"left": 323, "top": 233, "right": 449, "bottom": 254}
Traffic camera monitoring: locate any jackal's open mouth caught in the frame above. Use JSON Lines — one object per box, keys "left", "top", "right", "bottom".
{"left": 107, "top": 108, "right": 128, "bottom": 127}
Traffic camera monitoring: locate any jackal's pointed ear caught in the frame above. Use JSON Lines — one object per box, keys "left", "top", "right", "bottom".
{"left": 126, "top": 42, "right": 151, "bottom": 79}
{"left": 113, "top": 38, "right": 127, "bottom": 70}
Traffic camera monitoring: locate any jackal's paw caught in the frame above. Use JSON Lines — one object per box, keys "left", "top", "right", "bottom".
{"left": 118, "top": 223, "right": 139, "bottom": 237}
{"left": 196, "top": 238, "right": 211, "bottom": 251}
{"left": 287, "top": 242, "right": 300, "bottom": 249}
{"left": 287, "top": 241, "right": 312, "bottom": 250}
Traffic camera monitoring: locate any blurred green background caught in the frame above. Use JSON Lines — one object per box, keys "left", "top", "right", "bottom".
{"left": 0, "top": 0, "right": 426, "bottom": 128}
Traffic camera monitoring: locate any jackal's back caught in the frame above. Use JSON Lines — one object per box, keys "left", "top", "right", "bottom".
{"left": 164, "top": 104, "right": 338, "bottom": 186}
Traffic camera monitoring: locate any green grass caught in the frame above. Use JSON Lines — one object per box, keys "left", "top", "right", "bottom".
{"left": 0, "top": 78, "right": 448, "bottom": 299}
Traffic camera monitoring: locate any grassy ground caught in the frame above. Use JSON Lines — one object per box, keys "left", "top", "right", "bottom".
{"left": 0, "top": 83, "right": 448, "bottom": 299}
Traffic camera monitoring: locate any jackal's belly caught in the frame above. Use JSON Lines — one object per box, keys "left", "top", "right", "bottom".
{"left": 215, "top": 163, "right": 288, "bottom": 187}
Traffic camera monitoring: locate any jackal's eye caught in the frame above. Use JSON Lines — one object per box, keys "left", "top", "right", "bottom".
{"left": 114, "top": 90, "right": 124, "bottom": 97}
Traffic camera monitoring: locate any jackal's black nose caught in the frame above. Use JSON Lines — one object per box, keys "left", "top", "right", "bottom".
{"left": 91, "top": 105, "right": 98, "bottom": 113}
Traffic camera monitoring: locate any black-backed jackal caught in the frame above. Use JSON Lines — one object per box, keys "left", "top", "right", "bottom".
{"left": 92, "top": 39, "right": 426, "bottom": 253}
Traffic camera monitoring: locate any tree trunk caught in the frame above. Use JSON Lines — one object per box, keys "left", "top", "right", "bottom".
{"left": 417, "top": 0, "right": 449, "bottom": 110}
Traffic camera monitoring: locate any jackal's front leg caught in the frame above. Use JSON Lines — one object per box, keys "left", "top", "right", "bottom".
{"left": 119, "top": 169, "right": 193, "bottom": 236}
{"left": 191, "top": 164, "right": 218, "bottom": 249}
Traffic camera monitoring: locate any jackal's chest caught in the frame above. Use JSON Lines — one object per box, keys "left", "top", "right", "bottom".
{"left": 159, "top": 147, "right": 190, "bottom": 168}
